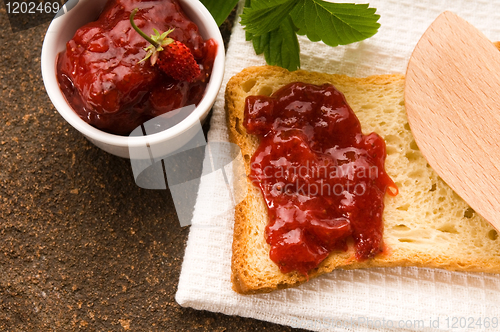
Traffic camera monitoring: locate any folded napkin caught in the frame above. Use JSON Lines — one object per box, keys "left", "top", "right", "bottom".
{"left": 176, "top": 1, "right": 500, "bottom": 330}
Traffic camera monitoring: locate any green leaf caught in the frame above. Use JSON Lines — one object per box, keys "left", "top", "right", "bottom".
{"left": 240, "top": 0, "right": 299, "bottom": 36}
{"left": 244, "top": 0, "right": 254, "bottom": 41}
{"left": 200, "top": 0, "right": 239, "bottom": 26}
{"left": 290, "top": 0, "right": 380, "bottom": 46}
{"left": 242, "top": 0, "right": 380, "bottom": 70}
{"left": 251, "top": 16, "right": 300, "bottom": 71}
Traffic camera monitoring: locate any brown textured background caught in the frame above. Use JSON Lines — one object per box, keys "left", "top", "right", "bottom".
{"left": 0, "top": 4, "right": 306, "bottom": 331}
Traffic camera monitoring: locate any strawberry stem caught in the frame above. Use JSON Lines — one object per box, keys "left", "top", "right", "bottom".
{"left": 130, "top": 8, "right": 159, "bottom": 48}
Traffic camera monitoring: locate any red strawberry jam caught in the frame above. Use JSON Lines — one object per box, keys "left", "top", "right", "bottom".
{"left": 56, "top": 0, "right": 217, "bottom": 135}
{"left": 244, "top": 82, "right": 398, "bottom": 276}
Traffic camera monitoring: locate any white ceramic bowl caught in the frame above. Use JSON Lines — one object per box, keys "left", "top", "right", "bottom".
{"left": 41, "top": 0, "right": 224, "bottom": 158}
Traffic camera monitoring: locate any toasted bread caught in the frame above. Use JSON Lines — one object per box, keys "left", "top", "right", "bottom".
{"left": 226, "top": 65, "right": 500, "bottom": 295}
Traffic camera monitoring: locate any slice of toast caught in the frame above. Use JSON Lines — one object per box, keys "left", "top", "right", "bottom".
{"left": 226, "top": 65, "right": 500, "bottom": 295}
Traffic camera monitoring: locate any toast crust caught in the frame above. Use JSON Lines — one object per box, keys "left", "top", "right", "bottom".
{"left": 226, "top": 66, "right": 500, "bottom": 295}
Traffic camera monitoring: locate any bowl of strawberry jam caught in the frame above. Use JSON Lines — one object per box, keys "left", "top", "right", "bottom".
{"left": 41, "top": 0, "right": 224, "bottom": 158}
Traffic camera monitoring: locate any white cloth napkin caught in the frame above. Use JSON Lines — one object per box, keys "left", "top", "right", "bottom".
{"left": 176, "top": 1, "right": 500, "bottom": 331}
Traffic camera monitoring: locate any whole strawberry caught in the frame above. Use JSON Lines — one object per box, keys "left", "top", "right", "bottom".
{"left": 157, "top": 41, "right": 201, "bottom": 82}
{"left": 130, "top": 8, "right": 201, "bottom": 82}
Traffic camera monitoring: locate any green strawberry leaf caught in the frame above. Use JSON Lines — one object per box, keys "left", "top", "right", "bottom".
{"left": 240, "top": 0, "right": 298, "bottom": 36}
{"left": 241, "top": 0, "right": 380, "bottom": 70}
{"left": 244, "top": 0, "right": 254, "bottom": 42}
{"left": 251, "top": 16, "right": 300, "bottom": 71}
{"left": 290, "top": 0, "right": 380, "bottom": 46}
{"left": 200, "top": 0, "right": 239, "bottom": 26}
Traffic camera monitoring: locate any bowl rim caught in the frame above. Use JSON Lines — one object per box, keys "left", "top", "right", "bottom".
{"left": 41, "top": 0, "right": 225, "bottom": 149}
